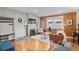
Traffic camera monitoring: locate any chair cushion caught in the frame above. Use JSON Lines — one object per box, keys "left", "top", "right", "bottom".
{"left": 49, "top": 34, "right": 63, "bottom": 43}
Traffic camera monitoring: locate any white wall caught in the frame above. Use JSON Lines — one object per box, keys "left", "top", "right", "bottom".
{"left": 27, "top": 13, "right": 40, "bottom": 28}
{"left": 0, "top": 8, "right": 3, "bottom": 16}
{"left": 76, "top": 11, "right": 79, "bottom": 32}
{"left": 1, "top": 8, "right": 27, "bottom": 39}
{"left": 0, "top": 8, "right": 40, "bottom": 40}
{"left": 26, "top": 13, "right": 40, "bottom": 36}
{"left": 0, "top": 23, "right": 13, "bottom": 35}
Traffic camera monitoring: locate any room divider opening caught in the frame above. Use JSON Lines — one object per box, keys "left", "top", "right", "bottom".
{"left": 0, "top": 16, "right": 15, "bottom": 40}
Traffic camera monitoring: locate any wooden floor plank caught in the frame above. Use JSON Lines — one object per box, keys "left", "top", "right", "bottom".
{"left": 11, "top": 36, "right": 79, "bottom": 51}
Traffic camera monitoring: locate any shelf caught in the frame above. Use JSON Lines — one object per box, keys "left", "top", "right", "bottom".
{"left": 28, "top": 18, "right": 36, "bottom": 24}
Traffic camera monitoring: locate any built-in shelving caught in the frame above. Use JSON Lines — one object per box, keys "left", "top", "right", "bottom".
{"left": 0, "top": 16, "right": 15, "bottom": 40}
{"left": 28, "top": 18, "right": 36, "bottom": 24}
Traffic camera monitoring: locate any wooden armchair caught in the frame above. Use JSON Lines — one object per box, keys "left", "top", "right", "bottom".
{"left": 49, "top": 34, "right": 63, "bottom": 43}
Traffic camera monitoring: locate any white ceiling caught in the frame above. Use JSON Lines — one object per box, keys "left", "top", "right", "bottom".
{"left": 6, "top": 7, "right": 79, "bottom": 17}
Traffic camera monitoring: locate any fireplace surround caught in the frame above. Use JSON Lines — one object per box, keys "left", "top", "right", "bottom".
{"left": 30, "top": 29, "right": 35, "bottom": 36}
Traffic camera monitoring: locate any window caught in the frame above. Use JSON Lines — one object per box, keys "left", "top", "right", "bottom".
{"left": 47, "top": 16, "right": 64, "bottom": 30}
{"left": 47, "top": 20, "right": 53, "bottom": 28}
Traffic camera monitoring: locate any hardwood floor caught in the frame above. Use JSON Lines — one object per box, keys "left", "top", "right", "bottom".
{"left": 67, "top": 36, "right": 79, "bottom": 51}
{"left": 11, "top": 36, "right": 79, "bottom": 51}
{"left": 11, "top": 38, "right": 55, "bottom": 51}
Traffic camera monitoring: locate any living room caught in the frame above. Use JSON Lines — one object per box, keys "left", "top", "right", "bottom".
{"left": 0, "top": 7, "right": 79, "bottom": 51}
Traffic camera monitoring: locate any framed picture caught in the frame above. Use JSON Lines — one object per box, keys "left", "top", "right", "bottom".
{"left": 67, "top": 19, "right": 72, "bottom": 25}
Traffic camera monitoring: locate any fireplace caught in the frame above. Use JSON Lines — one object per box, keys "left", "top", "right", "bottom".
{"left": 30, "top": 29, "right": 35, "bottom": 36}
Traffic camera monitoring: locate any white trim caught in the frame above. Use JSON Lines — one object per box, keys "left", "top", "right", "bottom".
{"left": 76, "top": 11, "right": 78, "bottom": 32}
